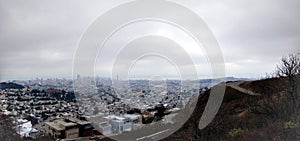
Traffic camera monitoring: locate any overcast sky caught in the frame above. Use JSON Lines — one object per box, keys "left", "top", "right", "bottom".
{"left": 0, "top": 0, "right": 299, "bottom": 81}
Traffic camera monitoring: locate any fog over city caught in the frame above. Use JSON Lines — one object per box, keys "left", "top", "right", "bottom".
{"left": 0, "top": 0, "right": 299, "bottom": 80}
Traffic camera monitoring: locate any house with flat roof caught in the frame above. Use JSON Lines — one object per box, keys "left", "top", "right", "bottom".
{"left": 44, "top": 119, "right": 78, "bottom": 139}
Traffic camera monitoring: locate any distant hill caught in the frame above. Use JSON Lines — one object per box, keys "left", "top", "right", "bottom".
{"left": 199, "top": 77, "right": 252, "bottom": 84}
{"left": 0, "top": 82, "right": 24, "bottom": 89}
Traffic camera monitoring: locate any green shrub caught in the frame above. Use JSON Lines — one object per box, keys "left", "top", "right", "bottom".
{"left": 284, "top": 121, "right": 297, "bottom": 129}
{"left": 272, "top": 136, "right": 284, "bottom": 141}
{"left": 228, "top": 128, "right": 246, "bottom": 138}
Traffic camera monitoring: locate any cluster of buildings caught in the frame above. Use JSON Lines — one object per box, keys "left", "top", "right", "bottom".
{"left": 0, "top": 87, "right": 78, "bottom": 122}
{"left": 0, "top": 77, "right": 216, "bottom": 140}
{"left": 94, "top": 79, "right": 201, "bottom": 113}
{"left": 14, "top": 78, "right": 73, "bottom": 91}
{"left": 0, "top": 86, "right": 86, "bottom": 140}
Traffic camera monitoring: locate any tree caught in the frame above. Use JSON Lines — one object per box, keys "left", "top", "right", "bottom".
{"left": 253, "top": 53, "right": 300, "bottom": 121}
{"left": 265, "top": 53, "right": 300, "bottom": 120}
{"left": 275, "top": 53, "right": 300, "bottom": 77}
{"left": 0, "top": 114, "right": 22, "bottom": 141}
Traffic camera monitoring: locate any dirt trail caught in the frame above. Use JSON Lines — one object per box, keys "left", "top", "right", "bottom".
{"left": 227, "top": 81, "right": 261, "bottom": 96}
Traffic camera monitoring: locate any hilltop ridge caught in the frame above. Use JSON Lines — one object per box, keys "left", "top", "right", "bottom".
{"left": 0, "top": 82, "right": 24, "bottom": 89}
{"left": 163, "top": 75, "right": 299, "bottom": 141}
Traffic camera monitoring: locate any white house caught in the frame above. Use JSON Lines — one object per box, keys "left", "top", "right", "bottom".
{"left": 99, "top": 122, "right": 112, "bottom": 135}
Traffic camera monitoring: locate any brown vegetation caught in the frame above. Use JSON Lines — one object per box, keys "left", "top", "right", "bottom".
{"left": 162, "top": 76, "right": 299, "bottom": 141}
{"left": 162, "top": 53, "right": 300, "bottom": 141}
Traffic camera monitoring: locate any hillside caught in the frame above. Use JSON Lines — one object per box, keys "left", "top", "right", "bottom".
{"left": 162, "top": 76, "right": 300, "bottom": 141}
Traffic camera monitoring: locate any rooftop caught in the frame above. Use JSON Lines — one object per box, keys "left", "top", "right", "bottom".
{"left": 56, "top": 120, "right": 77, "bottom": 127}
{"left": 45, "top": 122, "right": 64, "bottom": 131}
{"left": 45, "top": 120, "right": 77, "bottom": 131}
{"left": 68, "top": 117, "right": 90, "bottom": 125}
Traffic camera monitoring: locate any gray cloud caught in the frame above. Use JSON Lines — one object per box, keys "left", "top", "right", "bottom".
{"left": 189, "top": 0, "right": 300, "bottom": 77}
{"left": 0, "top": 0, "right": 299, "bottom": 80}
